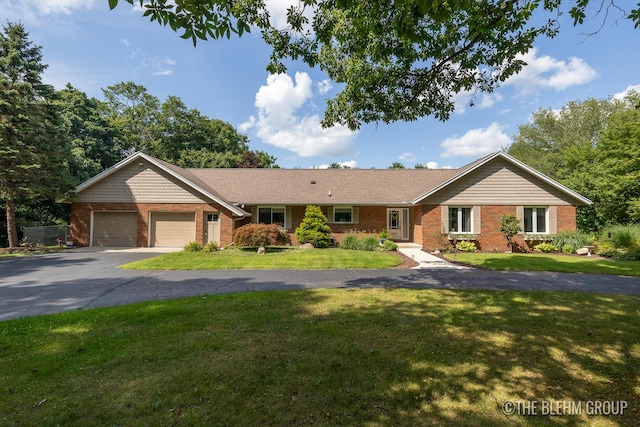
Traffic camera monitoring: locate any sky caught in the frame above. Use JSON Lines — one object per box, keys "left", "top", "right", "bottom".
{"left": 3, "top": 0, "right": 640, "bottom": 170}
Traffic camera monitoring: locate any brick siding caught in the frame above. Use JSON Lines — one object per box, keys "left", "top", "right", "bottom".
{"left": 420, "top": 204, "right": 578, "bottom": 252}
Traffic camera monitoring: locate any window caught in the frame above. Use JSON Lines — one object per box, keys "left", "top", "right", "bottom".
{"left": 258, "top": 207, "right": 285, "bottom": 226}
{"left": 524, "top": 207, "right": 547, "bottom": 233}
{"left": 333, "top": 207, "right": 353, "bottom": 223}
{"left": 207, "top": 213, "right": 219, "bottom": 222}
{"left": 449, "top": 207, "right": 472, "bottom": 233}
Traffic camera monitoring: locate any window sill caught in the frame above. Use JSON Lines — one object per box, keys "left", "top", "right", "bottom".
{"left": 448, "top": 234, "right": 478, "bottom": 241}
{"left": 524, "top": 234, "right": 554, "bottom": 241}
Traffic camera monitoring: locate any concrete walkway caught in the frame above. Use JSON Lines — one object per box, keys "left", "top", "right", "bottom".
{"left": 397, "top": 244, "right": 470, "bottom": 270}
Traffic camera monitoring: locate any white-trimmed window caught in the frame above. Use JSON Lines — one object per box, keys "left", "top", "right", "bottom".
{"left": 258, "top": 206, "right": 285, "bottom": 226}
{"left": 449, "top": 207, "right": 472, "bottom": 233}
{"left": 328, "top": 206, "right": 359, "bottom": 224}
{"left": 333, "top": 207, "right": 353, "bottom": 223}
{"left": 524, "top": 207, "right": 547, "bottom": 233}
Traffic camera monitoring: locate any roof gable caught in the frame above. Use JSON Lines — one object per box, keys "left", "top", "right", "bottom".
{"left": 410, "top": 152, "right": 592, "bottom": 206}
{"left": 73, "top": 153, "right": 248, "bottom": 216}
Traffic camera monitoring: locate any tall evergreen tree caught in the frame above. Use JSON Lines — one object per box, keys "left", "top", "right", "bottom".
{"left": 0, "top": 22, "right": 71, "bottom": 247}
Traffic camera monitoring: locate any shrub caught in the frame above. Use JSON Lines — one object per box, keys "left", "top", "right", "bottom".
{"left": 183, "top": 241, "right": 204, "bottom": 252}
{"left": 455, "top": 240, "right": 477, "bottom": 252}
{"left": 359, "top": 235, "right": 381, "bottom": 251}
{"left": 379, "top": 229, "right": 392, "bottom": 240}
{"left": 295, "top": 205, "right": 333, "bottom": 248}
{"left": 202, "top": 241, "right": 219, "bottom": 252}
{"left": 339, "top": 234, "right": 360, "bottom": 250}
{"left": 234, "top": 223, "right": 291, "bottom": 247}
{"left": 614, "top": 246, "right": 640, "bottom": 261}
{"left": 533, "top": 242, "right": 557, "bottom": 253}
{"left": 596, "top": 243, "right": 617, "bottom": 258}
{"left": 562, "top": 244, "right": 575, "bottom": 254}
{"left": 602, "top": 224, "right": 640, "bottom": 249}
{"left": 552, "top": 231, "right": 594, "bottom": 252}
{"left": 381, "top": 240, "right": 398, "bottom": 251}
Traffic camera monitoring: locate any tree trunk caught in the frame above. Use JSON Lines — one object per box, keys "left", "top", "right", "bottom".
{"left": 6, "top": 195, "right": 19, "bottom": 248}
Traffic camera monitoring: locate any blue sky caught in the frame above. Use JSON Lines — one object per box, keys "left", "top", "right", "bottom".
{"left": 3, "top": 0, "right": 640, "bottom": 169}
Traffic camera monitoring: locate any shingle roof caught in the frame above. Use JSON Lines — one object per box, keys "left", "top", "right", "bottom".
{"left": 187, "top": 168, "right": 460, "bottom": 205}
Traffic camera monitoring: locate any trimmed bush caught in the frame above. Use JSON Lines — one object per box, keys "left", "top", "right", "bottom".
{"left": 233, "top": 223, "right": 291, "bottom": 247}
{"left": 202, "top": 241, "right": 219, "bottom": 252}
{"left": 295, "top": 205, "right": 333, "bottom": 248}
{"left": 455, "top": 240, "right": 477, "bottom": 252}
{"left": 183, "top": 241, "right": 204, "bottom": 252}
{"left": 533, "top": 242, "right": 557, "bottom": 253}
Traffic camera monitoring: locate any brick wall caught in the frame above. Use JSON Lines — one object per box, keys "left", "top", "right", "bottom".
{"left": 419, "top": 204, "right": 578, "bottom": 252}
{"left": 71, "top": 202, "right": 236, "bottom": 247}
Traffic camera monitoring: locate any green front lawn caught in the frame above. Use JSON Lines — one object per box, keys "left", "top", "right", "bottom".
{"left": 1, "top": 289, "right": 638, "bottom": 426}
{"left": 445, "top": 253, "right": 640, "bottom": 276}
{"left": 121, "top": 248, "right": 403, "bottom": 270}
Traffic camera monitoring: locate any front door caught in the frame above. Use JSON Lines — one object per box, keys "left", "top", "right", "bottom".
{"left": 387, "top": 208, "right": 409, "bottom": 241}
{"left": 206, "top": 213, "right": 221, "bottom": 244}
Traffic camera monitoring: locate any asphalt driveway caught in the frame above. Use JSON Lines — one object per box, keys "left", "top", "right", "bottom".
{"left": 1, "top": 249, "right": 639, "bottom": 320}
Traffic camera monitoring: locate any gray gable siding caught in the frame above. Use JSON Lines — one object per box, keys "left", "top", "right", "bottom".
{"left": 75, "top": 161, "right": 204, "bottom": 203}
{"left": 425, "top": 157, "right": 575, "bottom": 206}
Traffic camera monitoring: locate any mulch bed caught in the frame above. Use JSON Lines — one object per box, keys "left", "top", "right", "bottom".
{"left": 393, "top": 250, "right": 420, "bottom": 269}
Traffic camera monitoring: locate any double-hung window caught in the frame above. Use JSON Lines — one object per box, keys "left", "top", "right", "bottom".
{"left": 333, "top": 207, "right": 353, "bottom": 223}
{"left": 524, "top": 207, "right": 547, "bottom": 233}
{"left": 258, "top": 207, "right": 285, "bottom": 226}
{"left": 449, "top": 207, "right": 472, "bottom": 233}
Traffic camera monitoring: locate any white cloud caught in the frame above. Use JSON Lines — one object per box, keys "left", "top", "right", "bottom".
{"left": 452, "top": 90, "right": 504, "bottom": 114}
{"left": 141, "top": 57, "right": 177, "bottom": 76}
{"left": 241, "top": 72, "right": 358, "bottom": 157}
{"left": 398, "top": 152, "right": 415, "bottom": 162}
{"left": 613, "top": 84, "right": 640, "bottom": 100}
{"left": 426, "top": 161, "right": 439, "bottom": 169}
{"left": 440, "top": 122, "right": 511, "bottom": 158}
{"left": 504, "top": 47, "right": 597, "bottom": 94}
{"left": 2, "top": 0, "right": 96, "bottom": 15}
{"left": 313, "top": 160, "right": 358, "bottom": 169}
{"left": 316, "top": 79, "right": 332, "bottom": 95}
{"left": 121, "top": 38, "right": 131, "bottom": 47}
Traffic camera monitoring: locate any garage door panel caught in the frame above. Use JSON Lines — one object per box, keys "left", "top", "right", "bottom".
{"left": 93, "top": 212, "right": 137, "bottom": 247}
{"left": 152, "top": 212, "right": 195, "bottom": 247}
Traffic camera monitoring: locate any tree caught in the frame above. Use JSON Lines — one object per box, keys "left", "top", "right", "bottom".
{"left": 57, "top": 84, "right": 120, "bottom": 184}
{"left": 388, "top": 162, "right": 405, "bottom": 169}
{"left": 234, "top": 150, "right": 277, "bottom": 168}
{"left": 0, "top": 22, "right": 71, "bottom": 247}
{"left": 295, "top": 205, "right": 333, "bottom": 248}
{"left": 499, "top": 213, "right": 522, "bottom": 253}
{"left": 507, "top": 93, "right": 640, "bottom": 231}
{"left": 110, "top": 0, "right": 640, "bottom": 130}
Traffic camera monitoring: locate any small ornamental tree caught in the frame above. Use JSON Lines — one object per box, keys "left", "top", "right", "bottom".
{"left": 233, "top": 223, "right": 290, "bottom": 247}
{"left": 295, "top": 205, "right": 333, "bottom": 248}
{"left": 499, "top": 213, "right": 522, "bottom": 252}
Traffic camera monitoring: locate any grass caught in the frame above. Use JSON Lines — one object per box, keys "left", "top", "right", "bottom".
{"left": 445, "top": 253, "right": 640, "bottom": 276}
{"left": 121, "top": 247, "right": 403, "bottom": 270}
{"left": 1, "top": 289, "right": 639, "bottom": 426}
{"left": 0, "top": 246, "right": 61, "bottom": 258}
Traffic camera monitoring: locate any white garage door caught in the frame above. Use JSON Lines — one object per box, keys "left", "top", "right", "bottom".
{"left": 93, "top": 212, "right": 138, "bottom": 247}
{"left": 151, "top": 212, "right": 196, "bottom": 247}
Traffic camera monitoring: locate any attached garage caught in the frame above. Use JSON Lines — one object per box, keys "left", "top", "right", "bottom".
{"left": 151, "top": 212, "right": 196, "bottom": 247}
{"left": 92, "top": 212, "right": 138, "bottom": 247}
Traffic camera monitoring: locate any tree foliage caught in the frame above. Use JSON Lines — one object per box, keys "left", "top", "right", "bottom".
{"left": 0, "top": 22, "right": 71, "bottom": 247}
{"left": 295, "top": 205, "right": 333, "bottom": 248}
{"left": 499, "top": 213, "right": 522, "bottom": 252}
{"left": 508, "top": 92, "right": 640, "bottom": 231}
{"left": 110, "top": 0, "right": 640, "bottom": 130}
